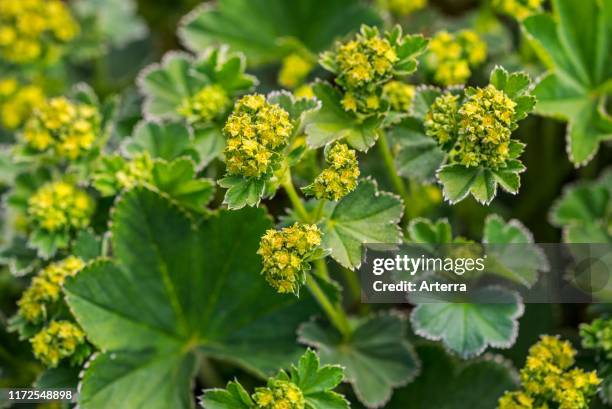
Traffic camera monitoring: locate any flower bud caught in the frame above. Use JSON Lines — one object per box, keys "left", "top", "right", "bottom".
{"left": 253, "top": 380, "right": 305, "bottom": 409}
{"left": 257, "top": 223, "right": 322, "bottom": 295}
{"left": 304, "top": 143, "right": 359, "bottom": 201}
{"left": 28, "top": 181, "right": 94, "bottom": 233}
{"left": 177, "top": 84, "right": 231, "bottom": 125}
{"left": 31, "top": 320, "right": 87, "bottom": 367}
{"left": 223, "top": 94, "right": 293, "bottom": 178}
{"left": 22, "top": 97, "right": 101, "bottom": 160}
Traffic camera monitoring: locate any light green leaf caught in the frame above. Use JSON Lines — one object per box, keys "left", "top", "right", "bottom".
{"left": 390, "top": 118, "right": 445, "bottom": 183}
{"left": 410, "top": 286, "right": 524, "bottom": 358}
{"left": 522, "top": 0, "right": 612, "bottom": 165}
{"left": 72, "top": 230, "right": 102, "bottom": 261}
{"left": 550, "top": 168, "right": 612, "bottom": 243}
{"left": 138, "top": 49, "right": 255, "bottom": 121}
{"left": 218, "top": 176, "right": 266, "bottom": 210}
{"left": 152, "top": 158, "right": 215, "bottom": 212}
{"left": 124, "top": 120, "right": 197, "bottom": 162}
{"left": 64, "top": 188, "right": 319, "bottom": 408}
{"left": 407, "top": 218, "right": 453, "bottom": 245}
{"left": 193, "top": 127, "right": 225, "bottom": 167}
{"left": 299, "top": 312, "right": 419, "bottom": 408}
{"left": 320, "top": 179, "right": 403, "bottom": 269}
{"left": 483, "top": 215, "right": 549, "bottom": 287}
{"left": 178, "top": 0, "right": 381, "bottom": 65}
{"left": 304, "top": 82, "right": 383, "bottom": 152}
{"left": 201, "top": 381, "right": 253, "bottom": 409}
{"left": 386, "top": 344, "right": 518, "bottom": 409}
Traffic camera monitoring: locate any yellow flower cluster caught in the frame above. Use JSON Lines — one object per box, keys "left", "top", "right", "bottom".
{"left": 177, "top": 84, "right": 231, "bottom": 125}
{"left": 492, "top": 0, "right": 542, "bottom": 21}
{"left": 31, "top": 320, "right": 86, "bottom": 367}
{"left": 0, "top": 77, "right": 45, "bottom": 129}
{"left": 278, "top": 53, "right": 314, "bottom": 89}
{"left": 116, "top": 153, "right": 153, "bottom": 190}
{"left": 17, "top": 257, "right": 85, "bottom": 324}
{"left": 257, "top": 223, "right": 322, "bottom": 294}
{"left": 0, "top": 0, "right": 79, "bottom": 64}
{"left": 22, "top": 97, "right": 101, "bottom": 160}
{"left": 427, "top": 30, "right": 487, "bottom": 85}
{"left": 28, "top": 181, "right": 94, "bottom": 233}
{"left": 253, "top": 380, "right": 305, "bottom": 409}
{"left": 224, "top": 94, "right": 293, "bottom": 178}
{"left": 424, "top": 93, "right": 460, "bottom": 145}
{"left": 305, "top": 143, "right": 359, "bottom": 201}
{"left": 384, "top": 0, "right": 428, "bottom": 16}
{"left": 498, "top": 336, "right": 601, "bottom": 409}
{"left": 334, "top": 28, "right": 399, "bottom": 114}
{"left": 452, "top": 85, "right": 516, "bottom": 168}
{"left": 383, "top": 80, "right": 416, "bottom": 112}
{"left": 581, "top": 318, "right": 612, "bottom": 359}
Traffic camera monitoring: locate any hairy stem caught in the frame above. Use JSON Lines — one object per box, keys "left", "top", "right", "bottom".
{"left": 341, "top": 267, "right": 361, "bottom": 303}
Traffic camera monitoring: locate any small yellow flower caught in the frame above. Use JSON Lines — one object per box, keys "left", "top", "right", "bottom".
{"left": 384, "top": 0, "right": 428, "bottom": 16}
{"left": 0, "top": 80, "right": 45, "bottom": 129}
{"left": 0, "top": 0, "right": 79, "bottom": 64}
{"left": 22, "top": 96, "right": 100, "bottom": 159}
{"left": 451, "top": 85, "right": 516, "bottom": 168}
{"left": 424, "top": 93, "right": 460, "bottom": 145}
{"left": 305, "top": 143, "right": 359, "bottom": 201}
{"left": 278, "top": 53, "right": 314, "bottom": 89}
{"left": 498, "top": 335, "right": 601, "bottom": 409}
{"left": 28, "top": 181, "right": 94, "bottom": 233}
{"left": 253, "top": 380, "right": 305, "bottom": 409}
{"left": 382, "top": 81, "right": 415, "bottom": 112}
{"left": 223, "top": 94, "right": 293, "bottom": 178}
{"left": 116, "top": 153, "right": 154, "bottom": 190}
{"left": 17, "top": 257, "right": 85, "bottom": 323}
{"left": 257, "top": 223, "right": 322, "bottom": 295}
{"left": 177, "top": 84, "right": 231, "bottom": 125}
{"left": 492, "top": 0, "right": 542, "bottom": 20}
{"left": 427, "top": 30, "right": 487, "bottom": 86}
{"left": 31, "top": 320, "right": 86, "bottom": 367}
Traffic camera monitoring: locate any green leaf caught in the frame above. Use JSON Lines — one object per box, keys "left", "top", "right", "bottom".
{"left": 483, "top": 215, "right": 549, "bottom": 287}
{"left": 72, "top": 230, "right": 102, "bottom": 261}
{"left": 550, "top": 169, "right": 612, "bottom": 243}
{"left": 152, "top": 158, "right": 215, "bottom": 212}
{"left": 201, "top": 381, "right": 253, "bottom": 409}
{"left": 320, "top": 179, "right": 403, "bottom": 269}
{"left": 268, "top": 91, "right": 320, "bottom": 134}
{"left": 410, "top": 286, "right": 524, "bottom": 358}
{"left": 218, "top": 176, "right": 266, "bottom": 210}
{"left": 437, "top": 165, "right": 497, "bottom": 205}
{"left": 64, "top": 188, "right": 319, "bottom": 408}
{"left": 201, "top": 350, "right": 348, "bottom": 409}
{"left": 390, "top": 118, "right": 445, "bottom": 183}
{"left": 73, "top": 0, "right": 148, "bottom": 49}
{"left": 178, "top": 0, "right": 381, "bottom": 65}
{"left": 304, "top": 82, "right": 383, "bottom": 152}
{"left": 28, "top": 229, "right": 70, "bottom": 259}
{"left": 407, "top": 218, "right": 453, "bottom": 245}
{"left": 299, "top": 312, "right": 419, "bottom": 408}
{"left": 410, "top": 86, "right": 444, "bottom": 120}
{"left": 138, "top": 49, "right": 255, "bottom": 121}
{"left": 193, "top": 127, "right": 225, "bottom": 168}
{"left": 522, "top": 0, "right": 612, "bottom": 165}
{"left": 124, "top": 120, "right": 197, "bottom": 162}
{"left": 386, "top": 344, "right": 518, "bottom": 409}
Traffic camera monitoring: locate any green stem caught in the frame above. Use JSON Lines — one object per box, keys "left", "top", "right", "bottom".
{"left": 313, "top": 200, "right": 325, "bottom": 222}
{"left": 282, "top": 170, "right": 352, "bottom": 339}
{"left": 314, "top": 258, "right": 329, "bottom": 279}
{"left": 341, "top": 267, "right": 361, "bottom": 303}
{"left": 377, "top": 131, "right": 410, "bottom": 211}
{"left": 305, "top": 274, "right": 351, "bottom": 339}
{"left": 282, "top": 171, "right": 310, "bottom": 222}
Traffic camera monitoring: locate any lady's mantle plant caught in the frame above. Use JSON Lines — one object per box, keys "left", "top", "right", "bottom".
{"left": 201, "top": 350, "right": 348, "bottom": 409}
{"left": 426, "top": 67, "right": 535, "bottom": 204}
{"left": 498, "top": 335, "right": 601, "bottom": 409}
